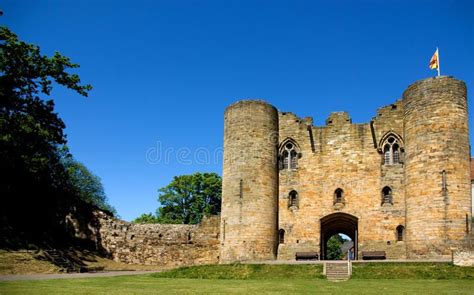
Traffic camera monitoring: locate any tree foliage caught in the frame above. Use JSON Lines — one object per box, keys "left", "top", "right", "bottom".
{"left": 0, "top": 26, "right": 96, "bottom": 245}
{"left": 133, "top": 173, "right": 221, "bottom": 224}
{"left": 63, "top": 157, "right": 116, "bottom": 215}
{"left": 326, "top": 235, "right": 344, "bottom": 260}
{"left": 132, "top": 213, "right": 160, "bottom": 224}
{"left": 157, "top": 172, "right": 222, "bottom": 224}
{"left": 0, "top": 26, "right": 91, "bottom": 181}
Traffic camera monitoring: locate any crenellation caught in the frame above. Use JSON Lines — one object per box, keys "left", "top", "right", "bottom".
{"left": 222, "top": 76, "right": 471, "bottom": 262}
{"left": 88, "top": 76, "right": 472, "bottom": 267}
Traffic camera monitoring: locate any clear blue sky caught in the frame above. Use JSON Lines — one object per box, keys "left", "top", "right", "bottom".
{"left": 3, "top": 1, "right": 473, "bottom": 221}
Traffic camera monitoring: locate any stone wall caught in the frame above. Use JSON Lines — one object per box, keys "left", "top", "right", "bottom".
{"left": 277, "top": 103, "right": 407, "bottom": 260}
{"left": 274, "top": 77, "right": 471, "bottom": 261}
{"left": 94, "top": 211, "right": 220, "bottom": 267}
{"left": 404, "top": 77, "right": 470, "bottom": 258}
{"left": 220, "top": 100, "right": 279, "bottom": 263}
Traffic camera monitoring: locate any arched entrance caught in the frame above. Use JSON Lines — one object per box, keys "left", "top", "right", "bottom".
{"left": 320, "top": 213, "right": 358, "bottom": 260}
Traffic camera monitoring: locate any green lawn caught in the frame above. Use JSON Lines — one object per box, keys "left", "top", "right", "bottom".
{"left": 1, "top": 264, "right": 473, "bottom": 294}
{"left": 1, "top": 276, "right": 474, "bottom": 294}
{"left": 352, "top": 262, "right": 474, "bottom": 280}
{"left": 152, "top": 264, "right": 325, "bottom": 280}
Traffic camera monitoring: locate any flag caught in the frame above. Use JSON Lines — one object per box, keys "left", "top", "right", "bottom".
{"left": 429, "top": 48, "right": 439, "bottom": 70}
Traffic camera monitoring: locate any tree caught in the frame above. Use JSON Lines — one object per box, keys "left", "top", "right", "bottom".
{"left": 132, "top": 213, "right": 160, "bottom": 224}
{"left": 326, "top": 235, "right": 344, "bottom": 260}
{"left": 63, "top": 157, "right": 116, "bottom": 215}
{"left": 0, "top": 26, "right": 92, "bottom": 242}
{"left": 154, "top": 172, "right": 221, "bottom": 224}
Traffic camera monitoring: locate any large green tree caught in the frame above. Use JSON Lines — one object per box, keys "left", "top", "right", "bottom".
{"left": 133, "top": 172, "right": 221, "bottom": 224}
{"left": 0, "top": 26, "right": 92, "bottom": 243}
{"left": 63, "top": 157, "right": 116, "bottom": 215}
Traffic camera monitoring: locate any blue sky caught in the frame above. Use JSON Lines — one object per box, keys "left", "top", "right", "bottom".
{"left": 3, "top": 1, "right": 473, "bottom": 221}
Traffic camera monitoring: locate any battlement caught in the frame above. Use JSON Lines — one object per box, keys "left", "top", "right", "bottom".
{"left": 325, "top": 112, "right": 352, "bottom": 126}
{"left": 222, "top": 76, "right": 471, "bottom": 262}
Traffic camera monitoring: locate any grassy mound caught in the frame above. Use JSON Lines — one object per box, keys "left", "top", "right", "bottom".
{"left": 352, "top": 262, "right": 474, "bottom": 280}
{"left": 0, "top": 250, "right": 60, "bottom": 275}
{"left": 152, "top": 264, "right": 325, "bottom": 280}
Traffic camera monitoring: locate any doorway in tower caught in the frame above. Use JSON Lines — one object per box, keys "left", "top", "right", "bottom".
{"left": 320, "top": 213, "right": 358, "bottom": 260}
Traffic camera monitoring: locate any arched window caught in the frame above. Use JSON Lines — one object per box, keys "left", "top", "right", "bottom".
{"left": 396, "top": 225, "right": 404, "bottom": 241}
{"left": 279, "top": 139, "right": 300, "bottom": 171}
{"left": 288, "top": 190, "right": 298, "bottom": 208}
{"left": 393, "top": 144, "right": 400, "bottom": 164}
{"left": 334, "top": 188, "right": 344, "bottom": 204}
{"left": 380, "top": 134, "right": 403, "bottom": 165}
{"left": 279, "top": 229, "right": 285, "bottom": 244}
{"left": 382, "top": 186, "right": 393, "bottom": 205}
{"left": 282, "top": 150, "right": 289, "bottom": 170}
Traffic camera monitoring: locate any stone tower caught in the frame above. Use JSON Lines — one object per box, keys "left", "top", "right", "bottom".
{"left": 403, "top": 76, "right": 471, "bottom": 257}
{"left": 220, "top": 100, "right": 279, "bottom": 263}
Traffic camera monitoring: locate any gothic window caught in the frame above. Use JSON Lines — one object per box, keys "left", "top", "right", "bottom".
{"left": 334, "top": 188, "right": 344, "bottom": 204}
{"left": 279, "top": 139, "right": 300, "bottom": 171}
{"left": 393, "top": 144, "right": 400, "bottom": 163}
{"left": 396, "top": 225, "right": 405, "bottom": 242}
{"left": 290, "top": 150, "right": 298, "bottom": 169}
{"left": 381, "top": 134, "right": 403, "bottom": 165}
{"left": 279, "top": 229, "right": 285, "bottom": 244}
{"left": 382, "top": 186, "right": 393, "bottom": 205}
{"left": 288, "top": 190, "right": 298, "bottom": 208}
{"left": 282, "top": 150, "right": 289, "bottom": 170}
{"left": 384, "top": 145, "right": 391, "bottom": 164}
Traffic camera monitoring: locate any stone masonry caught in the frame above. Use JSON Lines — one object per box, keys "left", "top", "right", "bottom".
{"left": 220, "top": 76, "right": 472, "bottom": 263}
{"left": 94, "top": 211, "right": 220, "bottom": 267}
{"left": 75, "top": 76, "right": 471, "bottom": 266}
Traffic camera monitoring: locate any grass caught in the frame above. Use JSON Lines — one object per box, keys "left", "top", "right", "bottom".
{"left": 152, "top": 264, "right": 325, "bottom": 280}
{"left": 74, "top": 250, "right": 165, "bottom": 272}
{"left": 1, "top": 263, "right": 473, "bottom": 294}
{"left": 1, "top": 275, "right": 474, "bottom": 294}
{"left": 352, "top": 262, "right": 474, "bottom": 280}
{"left": 0, "top": 250, "right": 165, "bottom": 274}
{"left": 0, "top": 250, "right": 60, "bottom": 275}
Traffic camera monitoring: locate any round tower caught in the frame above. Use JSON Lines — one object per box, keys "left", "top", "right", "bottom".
{"left": 220, "top": 100, "right": 279, "bottom": 263}
{"left": 403, "top": 76, "right": 470, "bottom": 258}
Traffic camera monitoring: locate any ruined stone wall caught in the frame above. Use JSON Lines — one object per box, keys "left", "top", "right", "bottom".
{"left": 95, "top": 212, "right": 220, "bottom": 266}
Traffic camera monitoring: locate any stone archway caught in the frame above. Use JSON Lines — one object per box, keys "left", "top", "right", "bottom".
{"left": 320, "top": 212, "right": 358, "bottom": 260}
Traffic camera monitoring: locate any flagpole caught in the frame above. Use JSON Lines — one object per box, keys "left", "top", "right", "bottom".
{"left": 437, "top": 47, "right": 441, "bottom": 76}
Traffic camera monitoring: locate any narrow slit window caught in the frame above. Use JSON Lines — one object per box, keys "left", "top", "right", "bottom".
{"left": 396, "top": 225, "right": 405, "bottom": 241}
{"left": 382, "top": 186, "right": 393, "bottom": 205}
{"left": 334, "top": 188, "right": 344, "bottom": 204}
{"left": 288, "top": 190, "right": 298, "bottom": 208}
{"left": 279, "top": 229, "right": 285, "bottom": 244}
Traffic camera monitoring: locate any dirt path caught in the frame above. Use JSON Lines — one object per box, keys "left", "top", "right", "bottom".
{"left": 0, "top": 270, "right": 161, "bottom": 282}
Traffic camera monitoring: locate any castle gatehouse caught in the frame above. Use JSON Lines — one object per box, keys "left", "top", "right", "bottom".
{"left": 220, "top": 76, "right": 472, "bottom": 262}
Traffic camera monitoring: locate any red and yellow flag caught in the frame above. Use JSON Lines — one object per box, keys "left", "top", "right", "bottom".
{"left": 429, "top": 48, "right": 439, "bottom": 70}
